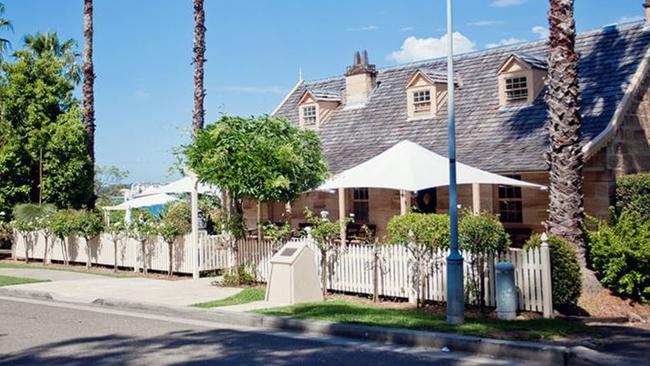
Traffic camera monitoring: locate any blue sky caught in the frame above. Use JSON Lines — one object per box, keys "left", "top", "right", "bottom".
{"left": 4, "top": 0, "right": 646, "bottom": 182}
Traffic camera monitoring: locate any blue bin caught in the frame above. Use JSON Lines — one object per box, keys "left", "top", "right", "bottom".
{"left": 495, "top": 262, "right": 517, "bottom": 320}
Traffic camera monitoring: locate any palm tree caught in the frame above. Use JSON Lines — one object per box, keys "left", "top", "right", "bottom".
{"left": 83, "top": 0, "right": 96, "bottom": 208}
{"left": 192, "top": 0, "right": 206, "bottom": 134}
{"left": 23, "top": 32, "right": 81, "bottom": 83}
{"left": 545, "top": 0, "right": 595, "bottom": 289}
{"left": 0, "top": 2, "right": 12, "bottom": 61}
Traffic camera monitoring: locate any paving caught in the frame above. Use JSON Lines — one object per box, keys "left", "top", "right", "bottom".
{"left": 1, "top": 268, "right": 241, "bottom": 307}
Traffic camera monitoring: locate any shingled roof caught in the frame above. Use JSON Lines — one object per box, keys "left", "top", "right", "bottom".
{"left": 274, "top": 22, "right": 650, "bottom": 174}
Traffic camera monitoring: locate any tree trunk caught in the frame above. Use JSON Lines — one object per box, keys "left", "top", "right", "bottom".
{"left": 257, "top": 202, "right": 262, "bottom": 245}
{"left": 83, "top": 0, "right": 96, "bottom": 208}
{"left": 141, "top": 240, "right": 147, "bottom": 275}
{"left": 321, "top": 248, "right": 328, "bottom": 297}
{"left": 23, "top": 234, "right": 29, "bottom": 264}
{"left": 86, "top": 237, "right": 91, "bottom": 270}
{"left": 113, "top": 239, "right": 118, "bottom": 272}
{"left": 192, "top": 0, "right": 206, "bottom": 135}
{"left": 168, "top": 241, "right": 173, "bottom": 276}
{"left": 43, "top": 235, "right": 48, "bottom": 265}
{"left": 546, "top": 0, "right": 602, "bottom": 293}
{"left": 373, "top": 248, "right": 379, "bottom": 303}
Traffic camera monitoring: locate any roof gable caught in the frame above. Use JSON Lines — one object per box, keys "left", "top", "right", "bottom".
{"left": 497, "top": 53, "right": 548, "bottom": 74}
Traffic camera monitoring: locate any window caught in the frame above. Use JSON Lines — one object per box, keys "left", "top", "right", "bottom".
{"left": 353, "top": 188, "right": 369, "bottom": 223}
{"left": 505, "top": 77, "right": 528, "bottom": 101}
{"left": 302, "top": 105, "right": 317, "bottom": 126}
{"left": 498, "top": 175, "right": 523, "bottom": 223}
{"left": 412, "top": 90, "right": 431, "bottom": 113}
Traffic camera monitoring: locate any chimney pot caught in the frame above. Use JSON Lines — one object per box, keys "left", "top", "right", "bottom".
{"left": 645, "top": 0, "right": 650, "bottom": 22}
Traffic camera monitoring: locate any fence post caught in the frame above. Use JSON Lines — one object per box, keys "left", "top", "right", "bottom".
{"left": 540, "top": 233, "right": 554, "bottom": 319}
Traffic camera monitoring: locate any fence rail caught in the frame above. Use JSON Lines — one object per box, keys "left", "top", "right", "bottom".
{"left": 13, "top": 231, "right": 552, "bottom": 316}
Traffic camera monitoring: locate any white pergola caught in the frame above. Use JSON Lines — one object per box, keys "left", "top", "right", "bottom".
{"left": 319, "top": 140, "right": 546, "bottom": 244}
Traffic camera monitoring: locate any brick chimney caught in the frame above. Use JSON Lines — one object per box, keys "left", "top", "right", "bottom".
{"left": 344, "top": 50, "right": 377, "bottom": 107}
{"left": 645, "top": 0, "right": 650, "bottom": 22}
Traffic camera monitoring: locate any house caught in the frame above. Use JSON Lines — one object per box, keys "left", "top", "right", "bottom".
{"left": 244, "top": 15, "right": 650, "bottom": 243}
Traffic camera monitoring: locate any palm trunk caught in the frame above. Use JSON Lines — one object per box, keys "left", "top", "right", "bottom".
{"left": 83, "top": 0, "right": 96, "bottom": 208}
{"left": 192, "top": 0, "right": 206, "bottom": 135}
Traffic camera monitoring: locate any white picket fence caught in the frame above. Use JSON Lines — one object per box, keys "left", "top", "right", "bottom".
{"left": 13, "top": 231, "right": 552, "bottom": 316}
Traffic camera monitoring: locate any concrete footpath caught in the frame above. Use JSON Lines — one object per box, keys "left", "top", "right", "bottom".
{"left": 0, "top": 267, "right": 644, "bottom": 366}
{"left": 0, "top": 268, "right": 241, "bottom": 306}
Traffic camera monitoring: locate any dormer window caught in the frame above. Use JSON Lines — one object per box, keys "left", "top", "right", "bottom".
{"left": 505, "top": 76, "right": 528, "bottom": 101}
{"left": 497, "top": 53, "right": 547, "bottom": 107}
{"left": 412, "top": 90, "right": 432, "bottom": 113}
{"left": 405, "top": 69, "right": 452, "bottom": 120}
{"left": 302, "top": 105, "right": 317, "bottom": 126}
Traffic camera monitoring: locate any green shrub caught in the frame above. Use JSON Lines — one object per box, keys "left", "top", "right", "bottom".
{"left": 586, "top": 211, "right": 650, "bottom": 303}
{"left": 459, "top": 211, "right": 510, "bottom": 308}
{"left": 524, "top": 234, "right": 582, "bottom": 307}
{"left": 387, "top": 213, "right": 449, "bottom": 248}
{"left": 615, "top": 173, "right": 650, "bottom": 221}
{"left": 223, "top": 263, "right": 256, "bottom": 287}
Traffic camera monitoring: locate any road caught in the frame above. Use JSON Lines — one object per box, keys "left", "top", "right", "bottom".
{"left": 0, "top": 297, "right": 537, "bottom": 366}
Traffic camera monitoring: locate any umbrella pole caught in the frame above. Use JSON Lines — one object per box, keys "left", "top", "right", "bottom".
{"left": 472, "top": 184, "right": 481, "bottom": 215}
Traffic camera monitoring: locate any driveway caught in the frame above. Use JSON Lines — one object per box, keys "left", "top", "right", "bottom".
{"left": 0, "top": 268, "right": 241, "bottom": 307}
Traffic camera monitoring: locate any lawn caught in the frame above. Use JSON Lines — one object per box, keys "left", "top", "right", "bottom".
{"left": 0, "top": 274, "right": 48, "bottom": 287}
{"left": 254, "top": 300, "right": 591, "bottom": 341}
{"left": 193, "top": 288, "right": 266, "bottom": 308}
{"left": 0, "top": 262, "right": 130, "bottom": 278}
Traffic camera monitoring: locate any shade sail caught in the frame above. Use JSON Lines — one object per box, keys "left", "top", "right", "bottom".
{"left": 104, "top": 193, "right": 178, "bottom": 211}
{"left": 135, "top": 176, "right": 219, "bottom": 197}
{"left": 319, "top": 140, "right": 545, "bottom": 191}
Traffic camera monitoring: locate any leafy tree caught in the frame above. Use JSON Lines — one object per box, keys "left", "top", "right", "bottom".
{"left": 105, "top": 219, "right": 126, "bottom": 272}
{"left": 305, "top": 209, "right": 351, "bottom": 297}
{"left": 185, "top": 115, "right": 328, "bottom": 239}
{"left": 614, "top": 173, "right": 650, "bottom": 222}
{"left": 75, "top": 210, "right": 104, "bottom": 269}
{"left": 49, "top": 209, "right": 77, "bottom": 265}
{"left": 11, "top": 203, "right": 54, "bottom": 263}
{"left": 127, "top": 212, "right": 157, "bottom": 275}
{"left": 23, "top": 32, "right": 80, "bottom": 83}
{"left": 0, "top": 34, "right": 92, "bottom": 212}
{"left": 458, "top": 211, "right": 510, "bottom": 310}
{"left": 158, "top": 202, "right": 191, "bottom": 276}
{"left": 388, "top": 213, "right": 449, "bottom": 308}
{"left": 95, "top": 165, "right": 129, "bottom": 206}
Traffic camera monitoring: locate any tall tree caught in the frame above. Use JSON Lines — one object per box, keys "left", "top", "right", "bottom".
{"left": 0, "top": 2, "right": 12, "bottom": 61}
{"left": 545, "top": 0, "right": 593, "bottom": 286}
{"left": 83, "top": 0, "right": 96, "bottom": 208}
{"left": 24, "top": 32, "right": 80, "bottom": 83}
{"left": 192, "top": 0, "right": 206, "bottom": 134}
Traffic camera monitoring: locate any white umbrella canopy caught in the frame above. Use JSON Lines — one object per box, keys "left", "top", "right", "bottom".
{"left": 135, "top": 176, "right": 219, "bottom": 197}
{"left": 319, "top": 140, "right": 545, "bottom": 191}
{"left": 104, "top": 193, "right": 179, "bottom": 211}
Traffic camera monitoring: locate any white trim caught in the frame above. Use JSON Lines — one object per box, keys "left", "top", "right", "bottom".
{"left": 271, "top": 79, "right": 304, "bottom": 116}
{"left": 583, "top": 45, "right": 650, "bottom": 158}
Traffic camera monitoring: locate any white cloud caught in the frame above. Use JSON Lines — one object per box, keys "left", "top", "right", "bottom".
{"left": 618, "top": 15, "right": 643, "bottom": 23}
{"left": 134, "top": 90, "right": 151, "bottom": 101}
{"left": 399, "top": 26, "right": 415, "bottom": 32}
{"left": 348, "top": 25, "right": 379, "bottom": 32}
{"left": 486, "top": 37, "right": 526, "bottom": 48}
{"left": 219, "top": 85, "right": 286, "bottom": 95}
{"left": 490, "top": 0, "right": 525, "bottom": 7}
{"left": 468, "top": 20, "right": 505, "bottom": 27}
{"left": 389, "top": 32, "right": 476, "bottom": 63}
{"left": 531, "top": 25, "right": 549, "bottom": 39}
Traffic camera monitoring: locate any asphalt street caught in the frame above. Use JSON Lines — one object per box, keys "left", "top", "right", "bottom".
{"left": 0, "top": 297, "right": 539, "bottom": 365}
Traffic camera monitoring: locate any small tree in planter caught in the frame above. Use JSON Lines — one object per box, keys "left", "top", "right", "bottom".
{"left": 106, "top": 220, "right": 126, "bottom": 272}
{"left": 305, "top": 209, "right": 351, "bottom": 297}
{"left": 50, "top": 209, "right": 77, "bottom": 265}
{"left": 76, "top": 210, "right": 104, "bottom": 270}
{"left": 388, "top": 213, "right": 449, "bottom": 308}
{"left": 11, "top": 203, "right": 56, "bottom": 263}
{"left": 158, "top": 202, "right": 191, "bottom": 276}
{"left": 262, "top": 221, "right": 292, "bottom": 254}
{"left": 458, "top": 211, "right": 510, "bottom": 311}
{"left": 128, "top": 212, "right": 157, "bottom": 275}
